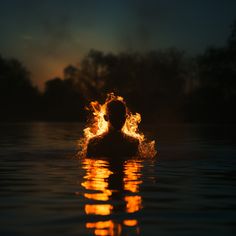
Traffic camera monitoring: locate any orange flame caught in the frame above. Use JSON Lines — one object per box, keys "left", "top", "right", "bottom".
{"left": 78, "top": 93, "right": 157, "bottom": 157}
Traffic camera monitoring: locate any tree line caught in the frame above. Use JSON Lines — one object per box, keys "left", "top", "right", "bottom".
{"left": 1, "top": 22, "right": 236, "bottom": 123}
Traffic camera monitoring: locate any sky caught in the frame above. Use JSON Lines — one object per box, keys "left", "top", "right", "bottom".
{"left": 0, "top": 0, "right": 236, "bottom": 89}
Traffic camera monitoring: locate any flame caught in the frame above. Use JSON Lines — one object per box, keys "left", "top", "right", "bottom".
{"left": 78, "top": 92, "right": 157, "bottom": 157}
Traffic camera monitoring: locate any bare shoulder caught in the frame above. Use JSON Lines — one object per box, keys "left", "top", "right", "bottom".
{"left": 86, "top": 134, "right": 105, "bottom": 157}
{"left": 87, "top": 134, "right": 103, "bottom": 149}
{"left": 86, "top": 132, "right": 139, "bottom": 157}
{"left": 123, "top": 133, "right": 139, "bottom": 146}
{"left": 88, "top": 135, "right": 101, "bottom": 145}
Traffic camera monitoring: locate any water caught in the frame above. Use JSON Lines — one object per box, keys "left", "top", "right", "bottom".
{"left": 0, "top": 123, "right": 236, "bottom": 236}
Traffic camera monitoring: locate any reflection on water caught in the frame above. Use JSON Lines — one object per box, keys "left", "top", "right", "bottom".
{"left": 81, "top": 158, "right": 143, "bottom": 235}
{"left": 1, "top": 123, "right": 236, "bottom": 236}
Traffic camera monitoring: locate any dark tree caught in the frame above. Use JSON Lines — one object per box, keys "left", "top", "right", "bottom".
{"left": 43, "top": 75, "right": 86, "bottom": 121}
{"left": 0, "top": 55, "right": 39, "bottom": 121}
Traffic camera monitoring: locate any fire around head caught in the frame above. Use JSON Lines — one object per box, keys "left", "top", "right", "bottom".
{"left": 79, "top": 93, "right": 157, "bottom": 158}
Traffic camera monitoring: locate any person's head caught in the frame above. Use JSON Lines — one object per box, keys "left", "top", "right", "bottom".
{"left": 105, "top": 100, "right": 127, "bottom": 131}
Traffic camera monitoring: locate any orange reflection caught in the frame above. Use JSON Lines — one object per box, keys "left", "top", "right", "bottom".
{"left": 81, "top": 158, "right": 143, "bottom": 235}
{"left": 82, "top": 159, "right": 113, "bottom": 201}
{"left": 124, "top": 160, "right": 143, "bottom": 193}
{"left": 86, "top": 220, "right": 122, "bottom": 236}
{"left": 85, "top": 204, "right": 113, "bottom": 215}
{"left": 125, "top": 195, "right": 142, "bottom": 213}
{"left": 123, "top": 219, "right": 138, "bottom": 227}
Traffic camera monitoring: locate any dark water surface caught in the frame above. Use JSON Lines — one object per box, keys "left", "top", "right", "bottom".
{"left": 0, "top": 123, "right": 236, "bottom": 236}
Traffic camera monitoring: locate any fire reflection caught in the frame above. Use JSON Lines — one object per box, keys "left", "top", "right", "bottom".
{"left": 81, "top": 158, "right": 143, "bottom": 236}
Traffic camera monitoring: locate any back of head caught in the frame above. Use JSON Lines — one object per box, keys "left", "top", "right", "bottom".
{"left": 106, "top": 100, "right": 127, "bottom": 130}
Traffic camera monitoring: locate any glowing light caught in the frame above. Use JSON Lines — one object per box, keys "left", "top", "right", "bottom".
{"left": 86, "top": 220, "right": 122, "bottom": 236}
{"left": 78, "top": 92, "right": 157, "bottom": 157}
{"left": 81, "top": 159, "right": 112, "bottom": 201}
{"left": 81, "top": 158, "right": 143, "bottom": 235}
{"left": 85, "top": 204, "right": 113, "bottom": 215}
{"left": 123, "top": 219, "right": 138, "bottom": 227}
{"left": 125, "top": 195, "right": 142, "bottom": 213}
{"left": 124, "top": 160, "right": 143, "bottom": 193}
{"left": 86, "top": 220, "right": 114, "bottom": 229}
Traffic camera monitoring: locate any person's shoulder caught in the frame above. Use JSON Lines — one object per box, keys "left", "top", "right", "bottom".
{"left": 86, "top": 133, "right": 107, "bottom": 157}
{"left": 88, "top": 134, "right": 104, "bottom": 146}
{"left": 122, "top": 133, "right": 139, "bottom": 156}
{"left": 123, "top": 133, "right": 139, "bottom": 146}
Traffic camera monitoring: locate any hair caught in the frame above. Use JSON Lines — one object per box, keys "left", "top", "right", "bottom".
{"left": 106, "top": 100, "right": 127, "bottom": 130}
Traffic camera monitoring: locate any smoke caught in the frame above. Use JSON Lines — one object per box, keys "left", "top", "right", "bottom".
{"left": 119, "top": 0, "right": 162, "bottom": 51}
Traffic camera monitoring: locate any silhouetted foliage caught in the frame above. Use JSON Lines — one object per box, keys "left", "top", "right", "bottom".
{"left": 59, "top": 48, "right": 193, "bottom": 122}
{"left": 0, "top": 55, "right": 40, "bottom": 121}
{"left": 43, "top": 75, "right": 86, "bottom": 121}
{"left": 186, "top": 21, "right": 236, "bottom": 122}
{"left": 1, "top": 20, "right": 236, "bottom": 123}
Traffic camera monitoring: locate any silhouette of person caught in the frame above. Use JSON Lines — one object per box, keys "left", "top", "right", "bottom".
{"left": 86, "top": 100, "right": 139, "bottom": 157}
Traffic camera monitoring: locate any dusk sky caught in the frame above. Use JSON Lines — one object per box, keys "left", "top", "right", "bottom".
{"left": 1, "top": 0, "right": 236, "bottom": 89}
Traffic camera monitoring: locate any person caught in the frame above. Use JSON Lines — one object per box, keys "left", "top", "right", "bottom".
{"left": 86, "top": 99, "right": 139, "bottom": 157}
